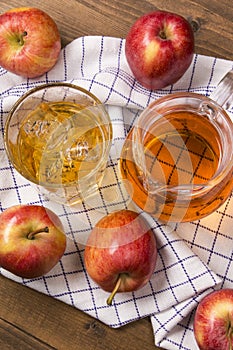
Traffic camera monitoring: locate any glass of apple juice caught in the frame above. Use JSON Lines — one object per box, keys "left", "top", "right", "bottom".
{"left": 4, "top": 82, "right": 112, "bottom": 205}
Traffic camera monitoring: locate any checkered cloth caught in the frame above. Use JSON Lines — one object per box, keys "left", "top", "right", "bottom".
{"left": 0, "top": 36, "right": 232, "bottom": 350}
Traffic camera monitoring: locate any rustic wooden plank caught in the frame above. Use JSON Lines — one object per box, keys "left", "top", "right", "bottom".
{"left": 0, "top": 276, "right": 162, "bottom": 350}
{"left": 0, "top": 317, "right": 55, "bottom": 350}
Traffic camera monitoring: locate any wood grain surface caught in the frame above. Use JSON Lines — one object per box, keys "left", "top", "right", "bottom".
{"left": 0, "top": 1, "right": 232, "bottom": 349}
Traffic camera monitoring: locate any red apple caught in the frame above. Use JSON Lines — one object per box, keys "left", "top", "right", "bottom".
{"left": 193, "top": 289, "right": 233, "bottom": 350}
{"left": 0, "top": 7, "right": 61, "bottom": 78}
{"left": 84, "top": 209, "right": 157, "bottom": 305}
{"left": 125, "top": 10, "right": 194, "bottom": 90}
{"left": 0, "top": 205, "right": 66, "bottom": 278}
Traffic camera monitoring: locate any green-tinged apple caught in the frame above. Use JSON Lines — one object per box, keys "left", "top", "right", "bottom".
{"left": 0, "top": 7, "right": 61, "bottom": 78}
{"left": 0, "top": 205, "right": 66, "bottom": 278}
{"left": 194, "top": 289, "right": 233, "bottom": 350}
{"left": 125, "top": 10, "right": 194, "bottom": 90}
{"left": 84, "top": 209, "right": 157, "bottom": 305}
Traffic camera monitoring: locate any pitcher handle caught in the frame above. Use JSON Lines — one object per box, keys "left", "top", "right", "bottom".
{"left": 209, "top": 70, "right": 233, "bottom": 110}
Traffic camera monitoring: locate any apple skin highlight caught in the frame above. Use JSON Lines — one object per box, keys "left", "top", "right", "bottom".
{"left": 84, "top": 210, "right": 157, "bottom": 304}
{"left": 0, "top": 7, "right": 61, "bottom": 78}
{"left": 125, "top": 10, "right": 194, "bottom": 90}
{"left": 194, "top": 289, "right": 233, "bottom": 350}
{"left": 0, "top": 205, "right": 66, "bottom": 279}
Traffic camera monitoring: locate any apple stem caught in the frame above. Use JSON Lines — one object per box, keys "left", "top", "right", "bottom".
{"left": 106, "top": 275, "right": 122, "bottom": 306}
{"left": 18, "top": 31, "right": 27, "bottom": 46}
{"left": 27, "top": 227, "right": 49, "bottom": 240}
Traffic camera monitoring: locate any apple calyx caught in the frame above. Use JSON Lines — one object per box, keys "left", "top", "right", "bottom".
{"left": 159, "top": 29, "right": 167, "bottom": 40}
{"left": 27, "top": 226, "right": 49, "bottom": 240}
{"left": 106, "top": 275, "right": 122, "bottom": 306}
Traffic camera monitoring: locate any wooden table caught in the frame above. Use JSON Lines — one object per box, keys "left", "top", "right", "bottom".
{"left": 0, "top": 1, "right": 232, "bottom": 349}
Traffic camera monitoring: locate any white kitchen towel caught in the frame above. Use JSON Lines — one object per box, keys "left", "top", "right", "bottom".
{"left": 0, "top": 36, "right": 232, "bottom": 349}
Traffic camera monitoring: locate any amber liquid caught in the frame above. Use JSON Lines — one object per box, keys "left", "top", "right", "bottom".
{"left": 120, "top": 111, "right": 233, "bottom": 222}
{"left": 17, "top": 101, "right": 109, "bottom": 185}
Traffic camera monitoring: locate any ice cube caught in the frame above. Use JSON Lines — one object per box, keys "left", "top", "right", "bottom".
{"left": 22, "top": 102, "right": 60, "bottom": 139}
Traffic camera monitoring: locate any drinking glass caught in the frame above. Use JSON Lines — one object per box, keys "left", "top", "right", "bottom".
{"left": 4, "top": 82, "right": 112, "bottom": 205}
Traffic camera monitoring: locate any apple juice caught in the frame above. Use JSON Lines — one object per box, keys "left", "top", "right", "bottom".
{"left": 17, "top": 101, "right": 109, "bottom": 185}
{"left": 120, "top": 110, "right": 233, "bottom": 222}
